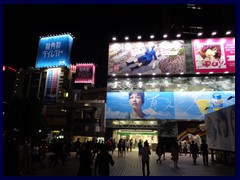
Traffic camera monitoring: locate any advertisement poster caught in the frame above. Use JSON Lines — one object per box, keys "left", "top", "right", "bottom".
{"left": 108, "top": 40, "right": 186, "bottom": 76}
{"left": 43, "top": 68, "right": 60, "bottom": 105}
{"left": 35, "top": 34, "right": 73, "bottom": 69}
{"left": 192, "top": 37, "right": 235, "bottom": 74}
{"left": 75, "top": 63, "right": 95, "bottom": 84}
{"left": 205, "top": 105, "right": 235, "bottom": 152}
{"left": 106, "top": 91, "right": 235, "bottom": 120}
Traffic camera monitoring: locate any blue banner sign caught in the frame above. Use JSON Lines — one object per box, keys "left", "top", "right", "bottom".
{"left": 106, "top": 91, "right": 235, "bottom": 120}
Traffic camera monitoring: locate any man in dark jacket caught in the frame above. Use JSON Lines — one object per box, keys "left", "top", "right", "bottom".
{"left": 190, "top": 140, "right": 199, "bottom": 165}
{"left": 94, "top": 145, "right": 114, "bottom": 176}
{"left": 200, "top": 139, "right": 209, "bottom": 166}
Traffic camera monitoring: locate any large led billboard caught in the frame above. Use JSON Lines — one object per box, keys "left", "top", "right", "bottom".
{"left": 35, "top": 34, "right": 73, "bottom": 69}
{"left": 205, "top": 105, "right": 235, "bottom": 152}
{"left": 192, "top": 37, "right": 235, "bottom": 74}
{"left": 74, "top": 63, "right": 95, "bottom": 84}
{"left": 106, "top": 91, "right": 235, "bottom": 120}
{"left": 108, "top": 40, "right": 186, "bottom": 76}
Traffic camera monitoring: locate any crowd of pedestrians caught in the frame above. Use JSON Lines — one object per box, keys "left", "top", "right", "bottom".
{"left": 4, "top": 136, "right": 213, "bottom": 176}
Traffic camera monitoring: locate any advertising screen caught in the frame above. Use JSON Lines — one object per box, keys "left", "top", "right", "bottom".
{"left": 192, "top": 37, "right": 235, "bottom": 74}
{"left": 35, "top": 34, "right": 73, "bottom": 69}
{"left": 108, "top": 40, "right": 186, "bottom": 76}
{"left": 106, "top": 91, "right": 235, "bottom": 120}
{"left": 205, "top": 105, "right": 235, "bottom": 152}
{"left": 74, "top": 63, "right": 95, "bottom": 84}
{"left": 43, "top": 68, "right": 60, "bottom": 105}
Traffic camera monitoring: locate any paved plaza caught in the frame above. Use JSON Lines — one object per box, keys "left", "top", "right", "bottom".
{"left": 29, "top": 150, "right": 235, "bottom": 176}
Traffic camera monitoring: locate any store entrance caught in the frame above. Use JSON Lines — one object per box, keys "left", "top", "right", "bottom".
{"left": 112, "top": 129, "right": 158, "bottom": 149}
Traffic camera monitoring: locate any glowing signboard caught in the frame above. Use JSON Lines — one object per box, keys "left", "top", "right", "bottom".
{"left": 35, "top": 34, "right": 73, "bottom": 69}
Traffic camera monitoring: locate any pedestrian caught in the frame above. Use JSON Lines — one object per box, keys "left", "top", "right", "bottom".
{"left": 129, "top": 139, "right": 133, "bottom": 152}
{"left": 94, "top": 145, "right": 114, "bottom": 176}
{"left": 183, "top": 142, "right": 188, "bottom": 156}
{"left": 140, "top": 140, "right": 151, "bottom": 176}
{"left": 77, "top": 143, "right": 93, "bottom": 176}
{"left": 190, "top": 140, "right": 199, "bottom": 165}
{"left": 74, "top": 138, "right": 81, "bottom": 159}
{"left": 171, "top": 141, "right": 179, "bottom": 168}
{"left": 200, "top": 139, "right": 209, "bottom": 166}
{"left": 117, "top": 139, "right": 123, "bottom": 158}
{"left": 156, "top": 143, "right": 163, "bottom": 164}
{"left": 138, "top": 140, "right": 143, "bottom": 156}
{"left": 178, "top": 141, "right": 182, "bottom": 156}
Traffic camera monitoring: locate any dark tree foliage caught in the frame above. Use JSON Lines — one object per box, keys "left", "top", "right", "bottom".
{"left": 4, "top": 96, "right": 50, "bottom": 142}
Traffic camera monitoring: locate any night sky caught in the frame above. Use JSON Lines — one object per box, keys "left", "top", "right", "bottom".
{"left": 2, "top": 2, "right": 237, "bottom": 87}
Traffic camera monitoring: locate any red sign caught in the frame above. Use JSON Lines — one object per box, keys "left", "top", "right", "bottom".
{"left": 75, "top": 63, "right": 95, "bottom": 84}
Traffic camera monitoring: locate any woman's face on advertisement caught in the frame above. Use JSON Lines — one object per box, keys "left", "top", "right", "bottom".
{"left": 205, "top": 48, "right": 216, "bottom": 59}
{"left": 129, "top": 93, "right": 143, "bottom": 109}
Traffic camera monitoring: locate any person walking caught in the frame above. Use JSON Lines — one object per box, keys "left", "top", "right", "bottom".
{"left": 138, "top": 140, "right": 143, "bottom": 156}
{"left": 94, "top": 145, "right": 114, "bottom": 176}
{"left": 171, "top": 141, "right": 179, "bottom": 168}
{"left": 190, "top": 140, "right": 199, "bottom": 165}
{"left": 140, "top": 140, "right": 151, "bottom": 176}
{"left": 74, "top": 138, "right": 81, "bottom": 159}
{"left": 156, "top": 143, "right": 163, "bottom": 164}
{"left": 129, "top": 139, "right": 133, "bottom": 152}
{"left": 77, "top": 143, "right": 93, "bottom": 176}
{"left": 200, "top": 139, "right": 209, "bottom": 166}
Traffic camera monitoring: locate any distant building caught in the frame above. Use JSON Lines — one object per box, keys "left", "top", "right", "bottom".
{"left": 11, "top": 66, "right": 106, "bottom": 142}
{"left": 3, "top": 65, "right": 17, "bottom": 103}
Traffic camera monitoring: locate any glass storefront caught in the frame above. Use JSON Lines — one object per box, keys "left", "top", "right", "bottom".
{"left": 112, "top": 129, "right": 158, "bottom": 147}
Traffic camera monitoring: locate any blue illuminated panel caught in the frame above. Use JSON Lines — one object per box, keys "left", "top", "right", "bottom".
{"left": 35, "top": 34, "right": 73, "bottom": 69}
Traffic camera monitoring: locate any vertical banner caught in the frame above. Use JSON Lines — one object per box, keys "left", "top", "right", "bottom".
{"left": 192, "top": 37, "right": 235, "bottom": 74}
{"left": 35, "top": 34, "right": 73, "bottom": 69}
{"left": 205, "top": 105, "right": 235, "bottom": 151}
{"left": 44, "top": 68, "right": 60, "bottom": 105}
{"left": 75, "top": 63, "right": 95, "bottom": 84}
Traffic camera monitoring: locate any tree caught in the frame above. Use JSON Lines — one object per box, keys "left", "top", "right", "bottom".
{"left": 4, "top": 96, "right": 50, "bottom": 143}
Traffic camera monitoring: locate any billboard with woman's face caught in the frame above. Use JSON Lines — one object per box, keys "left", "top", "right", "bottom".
{"left": 106, "top": 91, "right": 235, "bottom": 120}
